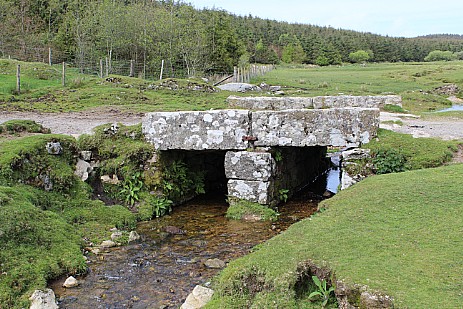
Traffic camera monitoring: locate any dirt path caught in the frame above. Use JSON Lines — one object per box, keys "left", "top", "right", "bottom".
{"left": 380, "top": 112, "right": 463, "bottom": 141}
{"left": 0, "top": 108, "right": 144, "bottom": 137}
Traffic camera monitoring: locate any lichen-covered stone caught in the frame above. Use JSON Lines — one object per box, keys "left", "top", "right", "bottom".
{"left": 29, "top": 289, "right": 58, "bottom": 309}
{"left": 227, "top": 95, "right": 401, "bottom": 110}
{"left": 252, "top": 108, "right": 379, "bottom": 147}
{"left": 224, "top": 151, "right": 276, "bottom": 181}
{"left": 312, "top": 95, "right": 402, "bottom": 109}
{"left": 227, "top": 179, "right": 274, "bottom": 205}
{"left": 227, "top": 96, "right": 314, "bottom": 110}
{"left": 142, "top": 110, "right": 250, "bottom": 150}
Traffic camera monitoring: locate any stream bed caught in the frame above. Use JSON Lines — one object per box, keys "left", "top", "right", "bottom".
{"left": 50, "top": 156, "right": 340, "bottom": 308}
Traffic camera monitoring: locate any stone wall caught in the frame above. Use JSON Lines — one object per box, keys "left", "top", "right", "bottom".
{"left": 252, "top": 108, "right": 379, "bottom": 148}
{"left": 143, "top": 108, "right": 379, "bottom": 150}
{"left": 227, "top": 95, "right": 401, "bottom": 110}
{"left": 143, "top": 110, "right": 250, "bottom": 150}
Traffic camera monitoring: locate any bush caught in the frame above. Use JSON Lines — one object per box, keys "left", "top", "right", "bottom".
{"left": 371, "top": 148, "right": 407, "bottom": 174}
{"left": 424, "top": 50, "right": 457, "bottom": 62}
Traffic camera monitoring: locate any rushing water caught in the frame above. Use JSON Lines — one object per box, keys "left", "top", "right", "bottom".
{"left": 50, "top": 156, "right": 341, "bottom": 308}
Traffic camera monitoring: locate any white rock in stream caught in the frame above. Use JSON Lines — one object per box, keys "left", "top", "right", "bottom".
{"left": 128, "top": 231, "right": 141, "bottom": 243}
{"left": 204, "top": 258, "right": 226, "bottom": 269}
{"left": 29, "top": 289, "right": 58, "bottom": 309}
{"left": 62, "top": 276, "right": 79, "bottom": 288}
{"left": 180, "top": 285, "right": 214, "bottom": 309}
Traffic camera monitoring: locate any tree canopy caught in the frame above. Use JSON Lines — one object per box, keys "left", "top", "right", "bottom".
{"left": 1, "top": 0, "right": 462, "bottom": 77}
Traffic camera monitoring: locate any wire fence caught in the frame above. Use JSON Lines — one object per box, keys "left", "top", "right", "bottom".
{"left": 1, "top": 47, "right": 275, "bottom": 85}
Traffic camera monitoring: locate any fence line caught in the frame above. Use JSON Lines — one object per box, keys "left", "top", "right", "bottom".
{"left": 1, "top": 48, "right": 275, "bottom": 84}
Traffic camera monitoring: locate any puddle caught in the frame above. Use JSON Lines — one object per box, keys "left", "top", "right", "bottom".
{"left": 436, "top": 105, "right": 463, "bottom": 112}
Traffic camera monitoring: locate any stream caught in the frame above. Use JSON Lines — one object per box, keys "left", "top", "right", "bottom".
{"left": 50, "top": 156, "right": 341, "bottom": 309}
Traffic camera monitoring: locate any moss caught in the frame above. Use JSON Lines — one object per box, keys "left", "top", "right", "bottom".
{"left": 226, "top": 199, "right": 279, "bottom": 221}
{"left": 0, "top": 119, "right": 50, "bottom": 134}
{"left": 0, "top": 134, "right": 78, "bottom": 192}
{"left": 0, "top": 186, "right": 86, "bottom": 308}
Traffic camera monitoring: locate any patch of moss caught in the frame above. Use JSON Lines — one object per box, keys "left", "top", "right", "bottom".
{"left": 0, "top": 186, "right": 85, "bottom": 308}
{"left": 0, "top": 134, "right": 78, "bottom": 192}
{"left": 0, "top": 119, "right": 50, "bottom": 134}
{"left": 226, "top": 199, "right": 279, "bottom": 221}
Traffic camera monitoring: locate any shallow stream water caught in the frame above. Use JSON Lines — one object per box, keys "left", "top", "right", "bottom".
{"left": 50, "top": 156, "right": 341, "bottom": 308}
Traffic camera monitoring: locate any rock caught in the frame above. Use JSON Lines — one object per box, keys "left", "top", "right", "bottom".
{"left": 259, "top": 82, "right": 269, "bottom": 90}
{"left": 100, "top": 240, "right": 116, "bottom": 248}
{"left": 110, "top": 231, "right": 123, "bottom": 241}
{"left": 342, "top": 148, "right": 371, "bottom": 161}
{"left": 274, "top": 90, "right": 285, "bottom": 95}
{"left": 360, "top": 291, "right": 394, "bottom": 308}
{"left": 75, "top": 159, "right": 92, "bottom": 181}
{"left": 204, "top": 258, "right": 226, "bottom": 269}
{"left": 46, "top": 141, "right": 63, "bottom": 155}
{"left": 79, "top": 151, "right": 92, "bottom": 161}
{"left": 63, "top": 276, "right": 79, "bottom": 288}
{"left": 163, "top": 226, "right": 187, "bottom": 235}
{"left": 433, "top": 84, "right": 459, "bottom": 96}
{"left": 180, "top": 285, "right": 214, "bottom": 309}
{"left": 224, "top": 151, "right": 276, "bottom": 181}
{"left": 29, "top": 289, "right": 58, "bottom": 309}
{"left": 269, "top": 85, "right": 281, "bottom": 92}
{"left": 100, "top": 174, "right": 120, "bottom": 185}
{"left": 128, "top": 231, "right": 141, "bottom": 243}
{"left": 217, "top": 83, "right": 262, "bottom": 92}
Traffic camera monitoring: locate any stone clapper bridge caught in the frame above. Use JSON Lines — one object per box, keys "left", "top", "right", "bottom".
{"left": 142, "top": 95, "right": 395, "bottom": 206}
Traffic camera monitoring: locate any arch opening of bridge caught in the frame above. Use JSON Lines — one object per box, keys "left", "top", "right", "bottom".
{"left": 142, "top": 95, "right": 386, "bottom": 206}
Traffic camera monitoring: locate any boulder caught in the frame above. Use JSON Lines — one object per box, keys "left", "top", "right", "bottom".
{"left": 180, "top": 285, "right": 214, "bottom": 309}
{"left": 217, "top": 83, "right": 262, "bottom": 92}
{"left": 29, "top": 289, "right": 58, "bottom": 309}
{"left": 62, "top": 276, "right": 79, "bottom": 288}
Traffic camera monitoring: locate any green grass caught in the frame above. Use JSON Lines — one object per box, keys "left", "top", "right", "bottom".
{"left": 0, "top": 59, "right": 230, "bottom": 113}
{"left": 207, "top": 164, "right": 463, "bottom": 308}
{"left": 2, "top": 59, "right": 462, "bottom": 115}
{"left": 366, "top": 129, "right": 458, "bottom": 170}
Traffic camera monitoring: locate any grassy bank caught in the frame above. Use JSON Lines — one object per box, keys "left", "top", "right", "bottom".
{"left": 0, "top": 124, "right": 137, "bottom": 308}
{"left": 207, "top": 163, "right": 463, "bottom": 308}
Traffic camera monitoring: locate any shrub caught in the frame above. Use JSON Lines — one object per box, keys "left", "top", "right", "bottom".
{"left": 371, "top": 148, "right": 407, "bottom": 174}
{"left": 424, "top": 50, "right": 457, "bottom": 62}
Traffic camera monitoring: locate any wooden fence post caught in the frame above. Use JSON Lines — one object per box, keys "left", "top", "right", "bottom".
{"left": 100, "top": 59, "right": 103, "bottom": 78}
{"left": 105, "top": 57, "right": 109, "bottom": 77}
{"left": 16, "top": 65, "right": 20, "bottom": 94}
{"left": 62, "top": 62, "right": 66, "bottom": 86}
{"left": 129, "top": 60, "right": 135, "bottom": 77}
{"left": 160, "top": 59, "right": 164, "bottom": 80}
